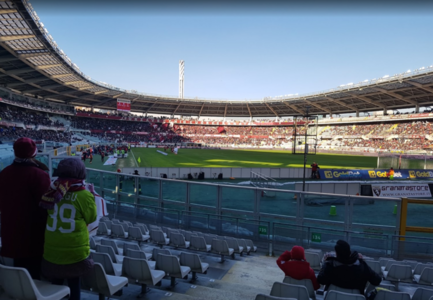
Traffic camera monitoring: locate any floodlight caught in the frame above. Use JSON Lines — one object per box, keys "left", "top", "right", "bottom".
{"left": 407, "top": 70, "right": 411, "bottom": 73}
{"left": 382, "top": 75, "right": 389, "bottom": 78}
{"left": 363, "top": 80, "right": 368, "bottom": 82}
{"left": 347, "top": 83, "right": 353, "bottom": 85}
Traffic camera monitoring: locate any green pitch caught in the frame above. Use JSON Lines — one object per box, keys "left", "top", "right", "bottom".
{"left": 130, "top": 148, "right": 377, "bottom": 169}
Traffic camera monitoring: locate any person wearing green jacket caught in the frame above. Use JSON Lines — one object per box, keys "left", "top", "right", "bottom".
{"left": 40, "top": 158, "right": 97, "bottom": 300}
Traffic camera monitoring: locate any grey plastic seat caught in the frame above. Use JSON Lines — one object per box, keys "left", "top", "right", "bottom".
{"left": 305, "top": 252, "right": 321, "bottom": 270}
{"left": 403, "top": 260, "right": 418, "bottom": 269}
{"left": 383, "top": 264, "right": 413, "bottom": 290}
{"left": 414, "top": 264, "right": 432, "bottom": 275}
{"left": 123, "top": 241, "right": 141, "bottom": 256}
{"left": 150, "top": 230, "right": 170, "bottom": 248}
{"left": 100, "top": 217, "right": 110, "bottom": 222}
{"left": 156, "top": 254, "right": 191, "bottom": 288}
{"left": 283, "top": 276, "right": 316, "bottom": 299}
{"left": 101, "top": 220, "right": 112, "bottom": 229}
{"left": 190, "top": 236, "right": 211, "bottom": 252}
{"left": 225, "top": 238, "right": 244, "bottom": 256}
{"left": 412, "top": 287, "right": 433, "bottom": 300}
{"left": 96, "top": 244, "right": 124, "bottom": 264}
{"left": 325, "top": 291, "right": 365, "bottom": 300}
{"left": 327, "top": 284, "right": 360, "bottom": 295}
{"left": 152, "top": 248, "right": 172, "bottom": 261}
{"left": 123, "top": 221, "right": 133, "bottom": 227}
{"left": 244, "top": 239, "right": 257, "bottom": 252}
{"left": 135, "top": 223, "right": 149, "bottom": 235}
{"left": 92, "top": 252, "right": 122, "bottom": 276}
{"left": 379, "top": 257, "right": 394, "bottom": 267}
{"left": 270, "top": 282, "right": 310, "bottom": 300}
{"left": 120, "top": 223, "right": 130, "bottom": 232}
{"left": 170, "top": 233, "right": 190, "bottom": 249}
{"left": 255, "top": 294, "right": 296, "bottom": 300}
{"left": 90, "top": 236, "right": 97, "bottom": 250}
{"left": 81, "top": 263, "right": 128, "bottom": 299}
{"left": 365, "top": 260, "right": 381, "bottom": 274}
{"left": 374, "top": 290, "right": 411, "bottom": 300}
{"left": 415, "top": 268, "right": 433, "bottom": 285}
{"left": 183, "top": 231, "right": 198, "bottom": 241}
{"left": 124, "top": 249, "right": 155, "bottom": 268}
{"left": 97, "top": 222, "right": 111, "bottom": 236}
{"left": 149, "top": 225, "right": 168, "bottom": 238}
{"left": 122, "top": 256, "right": 165, "bottom": 295}
{"left": 111, "top": 224, "right": 129, "bottom": 239}
{"left": 180, "top": 252, "right": 209, "bottom": 282}
{"left": 212, "top": 239, "right": 234, "bottom": 262}
{"left": 381, "top": 259, "right": 398, "bottom": 273}
{"left": 0, "top": 264, "right": 70, "bottom": 300}
{"left": 128, "top": 226, "right": 150, "bottom": 242}
{"left": 111, "top": 219, "right": 120, "bottom": 223}
{"left": 237, "top": 239, "right": 251, "bottom": 255}
{"left": 167, "top": 229, "right": 180, "bottom": 239}
{"left": 203, "top": 234, "right": 217, "bottom": 245}
{"left": 101, "top": 239, "right": 123, "bottom": 255}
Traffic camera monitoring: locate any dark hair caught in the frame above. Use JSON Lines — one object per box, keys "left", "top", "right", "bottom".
{"left": 335, "top": 240, "right": 351, "bottom": 258}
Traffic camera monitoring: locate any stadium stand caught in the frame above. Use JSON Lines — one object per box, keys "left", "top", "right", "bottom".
{"left": 3, "top": 101, "right": 433, "bottom": 152}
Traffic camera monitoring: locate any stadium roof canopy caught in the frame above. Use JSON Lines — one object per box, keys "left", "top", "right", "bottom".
{"left": 1, "top": 0, "right": 433, "bottom": 117}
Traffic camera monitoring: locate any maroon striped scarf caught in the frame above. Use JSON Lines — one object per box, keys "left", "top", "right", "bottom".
{"left": 40, "top": 178, "right": 86, "bottom": 209}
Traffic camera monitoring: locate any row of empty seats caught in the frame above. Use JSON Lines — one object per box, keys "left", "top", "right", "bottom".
{"left": 97, "top": 217, "right": 257, "bottom": 262}
{"left": 256, "top": 280, "right": 433, "bottom": 300}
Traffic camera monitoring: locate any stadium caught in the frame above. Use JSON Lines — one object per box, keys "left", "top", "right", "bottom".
{"left": 1, "top": 1, "right": 433, "bottom": 300}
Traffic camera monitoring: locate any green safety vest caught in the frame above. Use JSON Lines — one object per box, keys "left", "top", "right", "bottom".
{"left": 44, "top": 190, "right": 97, "bottom": 265}
{"left": 121, "top": 150, "right": 125, "bottom": 154}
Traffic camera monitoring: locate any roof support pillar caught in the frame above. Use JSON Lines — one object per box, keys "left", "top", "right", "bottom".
{"left": 415, "top": 103, "right": 420, "bottom": 113}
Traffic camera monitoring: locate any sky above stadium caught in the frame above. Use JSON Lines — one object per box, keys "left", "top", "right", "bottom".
{"left": 32, "top": 0, "right": 433, "bottom": 101}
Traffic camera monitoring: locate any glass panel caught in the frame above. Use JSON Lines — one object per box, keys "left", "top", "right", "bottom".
{"left": 221, "top": 186, "right": 254, "bottom": 212}
{"left": 86, "top": 169, "right": 100, "bottom": 189}
{"left": 118, "top": 175, "right": 135, "bottom": 194}
{"left": 115, "top": 202, "right": 136, "bottom": 223}
{"left": 352, "top": 199, "right": 399, "bottom": 227}
{"left": 139, "top": 178, "right": 159, "bottom": 198}
{"left": 303, "top": 194, "right": 346, "bottom": 223}
{"left": 190, "top": 183, "right": 217, "bottom": 207}
{"left": 119, "top": 193, "right": 134, "bottom": 204}
{"left": 407, "top": 203, "right": 433, "bottom": 229}
{"left": 162, "top": 181, "right": 186, "bottom": 202}
{"left": 102, "top": 172, "right": 117, "bottom": 193}
{"left": 260, "top": 190, "right": 297, "bottom": 216}
{"left": 138, "top": 196, "right": 160, "bottom": 207}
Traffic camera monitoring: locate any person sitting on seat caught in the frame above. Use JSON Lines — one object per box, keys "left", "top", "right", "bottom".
{"left": 317, "top": 240, "right": 381, "bottom": 295}
{"left": 276, "top": 246, "right": 320, "bottom": 290}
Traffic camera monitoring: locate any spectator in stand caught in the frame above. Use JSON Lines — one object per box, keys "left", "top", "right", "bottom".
{"left": 317, "top": 240, "right": 381, "bottom": 295}
{"left": 0, "top": 137, "right": 51, "bottom": 279}
{"left": 40, "top": 158, "right": 97, "bottom": 300}
{"left": 276, "top": 246, "right": 320, "bottom": 290}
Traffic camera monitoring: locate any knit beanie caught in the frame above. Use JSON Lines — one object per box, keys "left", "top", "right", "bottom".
{"left": 13, "top": 137, "right": 37, "bottom": 159}
{"left": 57, "top": 158, "right": 86, "bottom": 179}
{"left": 335, "top": 240, "right": 351, "bottom": 259}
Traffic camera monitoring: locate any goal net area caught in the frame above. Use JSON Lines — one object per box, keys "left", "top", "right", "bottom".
{"left": 377, "top": 152, "right": 433, "bottom": 169}
{"left": 292, "top": 116, "right": 318, "bottom": 155}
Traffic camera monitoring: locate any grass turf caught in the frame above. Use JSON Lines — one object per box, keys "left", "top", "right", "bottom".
{"left": 130, "top": 148, "right": 377, "bottom": 169}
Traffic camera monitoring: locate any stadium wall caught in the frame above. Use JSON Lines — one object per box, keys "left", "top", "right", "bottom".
{"left": 121, "top": 166, "right": 312, "bottom": 179}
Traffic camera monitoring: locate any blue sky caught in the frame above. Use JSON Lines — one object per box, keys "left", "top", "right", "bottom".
{"left": 31, "top": 1, "right": 433, "bottom": 101}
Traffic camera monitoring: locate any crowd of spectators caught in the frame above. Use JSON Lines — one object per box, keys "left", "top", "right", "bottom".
{"left": 2, "top": 104, "right": 433, "bottom": 151}
{"left": 0, "top": 107, "right": 62, "bottom": 127}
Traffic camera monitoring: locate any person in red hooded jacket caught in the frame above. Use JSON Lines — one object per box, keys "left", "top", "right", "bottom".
{"left": 276, "top": 245, "right": 320, "bottom": 290}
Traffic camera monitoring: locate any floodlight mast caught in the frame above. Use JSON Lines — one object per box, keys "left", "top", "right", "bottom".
{"left": 179, "top": 60, "right": 184, "bottom": 99}
{"left": 302, "top": 106, "right": 311, "bottom": 192}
